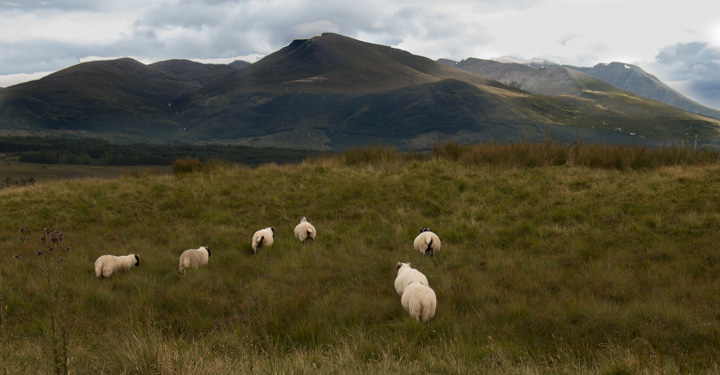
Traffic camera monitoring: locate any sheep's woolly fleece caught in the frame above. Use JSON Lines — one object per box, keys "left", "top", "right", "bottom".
{"left": 94, "top": 254, "right": 140, "bottom": 278}
{"left": 413, "top": 228, "right": 441, "bottom": 258}
{"left": 294, "top": 217, "right": 316, "bottom": 243}
{"left": 394, "top": 262, "right": 429, "bottom": 297}
{"left": 252, "top": 227, "right": 275, "bottom": 254}
{"left": 401, "top": 281, "right": 437, "bottom": 323}
{"left": 179, "top": 246, "right": 211, "bottom": 273}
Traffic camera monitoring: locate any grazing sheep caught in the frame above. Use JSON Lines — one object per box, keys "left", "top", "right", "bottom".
{"left": 294, "top": 216, "right": 316, "bottom": 244}
{"left": 252, "top": 227, "right": 275, "bottom": 254}
{"left": 413, "top": 228, "right": 441, "bottom": 258}
{"left": 401, "top": 281, "right": 437, "bottom": 323}
{"left": 178, "top": 246, "right": 211, "bottom": 273}
{"left": 394, "top": 262, "right": 429, "bottom": 297}
{"left": 94, "top": 254, "right": 140, "bottom": 279}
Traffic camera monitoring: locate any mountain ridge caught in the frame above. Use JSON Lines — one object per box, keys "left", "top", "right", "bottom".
{"left": 569, "top": 62, "right": 720, "bottom": 120}
{"left": 1, "top": 33, "right": 719, "bottom": 149}
{"left": 441, "top": 57, "right": 720, "bottom": 121}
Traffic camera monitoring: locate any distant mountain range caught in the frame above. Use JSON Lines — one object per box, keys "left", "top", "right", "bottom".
{"left": 1, "top": 33, "right": 719, "bottom": 150}
{"left": 439, "top": 58, "right": 720, "bottom": 121}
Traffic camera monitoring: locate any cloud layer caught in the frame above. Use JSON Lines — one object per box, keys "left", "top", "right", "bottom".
{"left": 653, "top": 43, "right": 720, "bottom": 108}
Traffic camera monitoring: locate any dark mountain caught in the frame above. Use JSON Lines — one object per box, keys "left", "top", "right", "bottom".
{"left": 201, "top": 33, "right": 502, "bottom": 96}
{"left": 229, "top": 60, "right": 252, "bottom": 70}
{"left": 148, "top": 59, "right": 236, "bottom": 86}
{"left": 0, "top": 58, "right": 197, "bottom": 142}
{"left": 1, "top": 33, "right": 719, "bottom": 149}
{"left": 569, "top": 62, "right": 720, "bottom": 120}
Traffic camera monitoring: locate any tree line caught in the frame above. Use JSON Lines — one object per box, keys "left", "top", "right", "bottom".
{"left": 0, "top": 136, "right": 324, "bottom": 166}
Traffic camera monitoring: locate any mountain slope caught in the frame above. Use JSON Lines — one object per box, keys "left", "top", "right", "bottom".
{"left": 0, "top": 58, "right": 204, "bottom": 141}
{"left": 570, "top": 62, "right": 720, "bottom": 120}
{"left": 198, "top": 33, "right": 505, "bottom": 96}
{"left": 443, "top": 57, "right": 720, "bottom": 121}
{"left": 148, "top": 59, "right": 237, "bottom": 87}
{"left": 442, "top": 58, "right": 621, "bottom": 96}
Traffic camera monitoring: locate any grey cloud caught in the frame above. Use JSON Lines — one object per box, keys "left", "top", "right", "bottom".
{"left": 686, "top": 78, "right": 720, "bottom": 109}
{"left": 0, "top": 0, "right": 529, "bottom": 78}
{"left": 127, "top": 0, "right": 379, "bottom": 57}
{"left": 655, "top": 42, "right": 720, "bottom": 79}
{"left": 1, "top": 0, "right": 147, "bottom": 12}
{"left": 134, "top": 1, "right": 230, "bottom": 31}
{"left": 0, "top": 40, "right": 96, "bottom": 74}
{"left": 128, "top": 0, "right": 489, "bottom": 58}
{"left": 390, "top": 6, "right": 460, "bottom": 39}
{"left": 654, "top": 42, "right": 720, "bottom": 109}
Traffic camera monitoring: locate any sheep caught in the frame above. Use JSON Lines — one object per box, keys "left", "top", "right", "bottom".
{"left": 178, "top": 246, "right": 211, "bottom": 273}
{"left": 401, "top": 281, "right": 437, "bottom": 323}
{"left": 294, "top": 216, "right": 316, "bottom": 244}
{"left": 394, "top": 262, "right": 429, "bottom": 297}
{"left": 413, "top": 227, "right": 441, "bottom": 258}
{"left": 252, "top": 227, "right": 275, "bottom": 254}
{"left": 94, "top": 254, "right": 140, "bottom": 279}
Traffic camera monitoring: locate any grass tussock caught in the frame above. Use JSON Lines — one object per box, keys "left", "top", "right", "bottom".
{"left": 1, "top": 142, "right": 720, "bottom": 373}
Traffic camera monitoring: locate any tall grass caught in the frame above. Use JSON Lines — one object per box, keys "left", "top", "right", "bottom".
{"left": 432, "top": 140, "right": 720, "bottom": 169}
{"left": 1, "top": 142, "right": 720, "bottom": 373}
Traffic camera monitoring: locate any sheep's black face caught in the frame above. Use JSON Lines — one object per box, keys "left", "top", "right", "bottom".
{"left": 419, "top": 227, "right": 431, "bottom": 234}
{"left": 134, "top": 254, "right": 140, "bottom": 266}
{"left": 206, "top": 247, "right": 211, "bottom": 257}
{"left": 270, "top": 227, "right": 275, "bottom": 236}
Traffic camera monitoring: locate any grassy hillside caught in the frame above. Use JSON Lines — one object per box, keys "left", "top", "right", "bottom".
{"left": 1, "top": 144, "right": 720, "bottom": 374}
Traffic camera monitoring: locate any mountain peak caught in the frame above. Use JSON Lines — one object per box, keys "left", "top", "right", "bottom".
{"left": 223, "top": 32, "right": 495, "bottom": 94}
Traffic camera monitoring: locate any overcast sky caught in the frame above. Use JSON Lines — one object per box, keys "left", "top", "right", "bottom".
{"left": 1, "top": 0, "right": 719, "bottom": 109}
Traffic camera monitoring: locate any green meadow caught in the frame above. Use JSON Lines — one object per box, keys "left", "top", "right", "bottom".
{"left": 1, "top": 143, "right": 720, "bottom": 374}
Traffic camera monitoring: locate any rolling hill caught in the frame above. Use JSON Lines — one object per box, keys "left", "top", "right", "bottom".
{"left": 1, "top": 33, "right": 719, "bottom": 149}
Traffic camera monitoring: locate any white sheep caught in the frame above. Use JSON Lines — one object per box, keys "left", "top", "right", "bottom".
{"left": 252, "top": 227, "right": 275, "bottom": 254}
{"left": 401, "top": 281, "right": 437, "bottom": 323}
{"left": 413, "top": 227, "right": 441, "bottom": 258}
{"left": 94, "top": 254, "right": 140, "bottom": 279}
{"left": 178, "top": 246, "right": 211, "bottom": 273}
{"left": 394, "top": 262, "right": 429, "bottom": 297}
{"left": 294, "top": 216, "right": 316, "bottom": 244}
